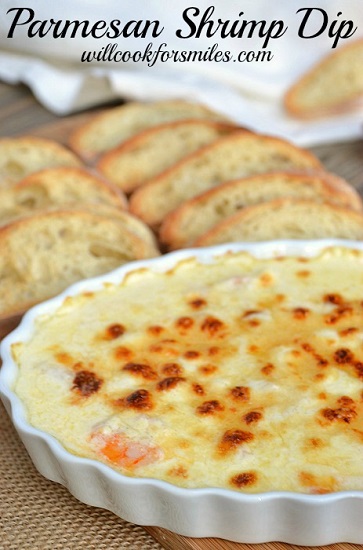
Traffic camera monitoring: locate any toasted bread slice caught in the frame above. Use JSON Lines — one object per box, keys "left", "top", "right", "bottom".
{"left": 97, "top": 119, "right": 239, "bottom": 193}
{"left": 0, "top": 209, "right": 159, "bottom": 319}
{"left": 160, "top": 171, "right": 363, "bottom": 249}
{"left": 69, "top": 100, "right": 229, "bottom": 161}
{"left": 129, "top": 132, "right": 323, "bottom": 228}
{"left": 195, "top": 199, "right": 363, "bottom": 246}
{"left": 284, "top": 39, "right": 363, "bottom": 118}
{"left": 0, "top": 136, "right": 82, "bottom": 188}
{"left": 0, "top": 167, "right": 127, "bottom": 225}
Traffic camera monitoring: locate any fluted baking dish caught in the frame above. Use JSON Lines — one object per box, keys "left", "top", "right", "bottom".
{"left": 1, "top": 239, "right": 363, "bottom": 545}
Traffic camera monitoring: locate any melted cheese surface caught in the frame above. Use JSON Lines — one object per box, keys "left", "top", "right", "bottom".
{"left": 13, "top": 247, "right": 363, "bottom": 493}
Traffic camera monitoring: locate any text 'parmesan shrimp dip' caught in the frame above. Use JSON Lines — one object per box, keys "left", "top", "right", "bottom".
{"left": 12, "top": 247, "right": 363, "bottom": 494}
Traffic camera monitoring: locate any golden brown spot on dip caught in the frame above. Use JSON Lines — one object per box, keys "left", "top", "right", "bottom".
{"left": 175, "top": 316, "right": 194, "bottom": 330}
{"left": 196, "top": 400, "right": 224, "bottom": 415}
{"left": 325, "top": 305, "right": 353, "bottom": 325}
{"left": 242, "top": 309, "right": 261, "bottom": 318}
{"left": 114, "top": 346, "right": 133, "bottom": 360}
{"left": 334, "top": 348, "right": 354, "bottom": 364}
{"left": 340, "top": 327, "right": 358, "bottom": 337}
{"left": 72, "top": 370, "right": 103, "bottom": 397}
{"left": 184, "top": 350, "right": 200, "bottom": 359}
{"left": 298, "top": 471, "right": 336, "bottom": 494}
{"left": 192, "top": 383, "right": 205, "bottom": 396}
{"left": 230, "top": 471, "right": 257, "bottom": 488}
{"left": 296, "top": 270, "right": 311, "bottom": 278}
{"left": 259, "top": 273, "right": 273, "bottom": 285}
{"left": 248, "top": 319, "right": 260, "bottom": 327}
{"left": 299, "top": 471, "right": 317, "bottom": 488}
{"left": 218, "top": 429, "right": 254, "bottom": 453}
{"left": 149, "top": 342, "right": 178, "bottom": 356}
{"left": 261, "top": 363, "right": 275, "bottom": 375}
{"left": 119, "top": 389, "right": 153, "bottom": 410}
{"left": 168, "top": 466, "right": 188, "bottom": 478}
{"left": 198, "top": 364, "right": 218, "bottom": 375}
{"left": 321, "top": 400, "right": 357, "bottom": 423}
{"left": 200, "top": 316, "right": 225, "bottom": 336}
{"left": 307, "top": 437, "right": 324, "bottom": 448}
{"left": 189, "top": 297, "right": 207, "bottom": 309}
{"left": 208, "top": 346, "right": 220, "bottom": 356}
{"left": 230, "top": 386, "right": 250, "bottom": 401}
{"left": 293, "top": 307, "right": 309, "bottom": 319}
{"left": 157, "top": 376, "right": 186, "bottom": 391}
{"left": 105, "top": 323, "right": 125, "bottom": 339}
{"left": 355, "top": 362, "right": 363, "bottom": 379}
{"left": 337, "top": 396, "right": 355, "bottom": 406}
{"left": 318, "top": 392, "right": 327, "bottom": 400}
{"left": 162, "top": 362, "right": 183, "bottom": 376}
{"left": 147, "top": 325, "right": 164, "bottom": 336}
{"left": 243, "top": 411, "right": 263, "bottom": 425}
{"left": 55, "top": 352, "right": 73, "bottom": 366}
{"left": 324, "top": 293, "right": 343, "bottom": 305}
{"left": 122, "top": 362, "right": 157, "bottom": 380}
{"left": 248, "top": 345, "right": 259, "bottom": 353}
{"left": 301, "top": 343, "right": 328, "bottom": 367}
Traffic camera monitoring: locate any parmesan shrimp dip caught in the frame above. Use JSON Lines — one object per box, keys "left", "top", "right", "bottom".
{"left": 12, "top": 247, "right": 363, "bottom": 494}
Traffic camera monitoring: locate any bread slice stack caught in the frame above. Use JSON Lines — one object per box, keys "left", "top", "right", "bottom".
{"left": 0, "top": 136, "right": 161, "bottom": 319}
{"left": 128, "top": 132, "right": 324, "bottom": 227}
{"left": 284, "top": 38, "right": 363, "bottom": 118}
{"left": 71, "top": 100, "right": 362, "bottom": 250}
{"left": 69, "top": 100, "right": 231, "bottom": 161}
{"left": 96, "top": 119, "right": 239, "bottom": 193}
{"left": 160, "top": 171, "right": 363, "bottom": 249}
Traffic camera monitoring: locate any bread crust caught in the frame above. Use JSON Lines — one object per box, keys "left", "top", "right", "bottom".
{"left": 129, "top": 132, "right": 323, "bottom": 228}
{"left": 97, "top": 119, "right": 239, "bottom": 193}
{"left": 160, "top": 171, "right": 363, "bottom": 250}
{"left": 69, "top": 100, "right": 229, "bottom": 161}
{"left": 284, "top": 39, "right": 363, "bottom": 118}
{"left": 194, "top": 198, "right": 363, "bottom": 246}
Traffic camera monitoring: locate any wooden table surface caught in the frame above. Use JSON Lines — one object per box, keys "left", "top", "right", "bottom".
{"left": 0, "top": 79, "right": 363, "bottom": 550}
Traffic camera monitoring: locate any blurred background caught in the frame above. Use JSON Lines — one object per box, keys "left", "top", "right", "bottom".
{"left": 0, "top": 0, "right": 362, "bottom": 145}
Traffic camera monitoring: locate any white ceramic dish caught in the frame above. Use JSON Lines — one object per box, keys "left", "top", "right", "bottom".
{"left": 2, "top": 239, "right": 363, "bottom": 546}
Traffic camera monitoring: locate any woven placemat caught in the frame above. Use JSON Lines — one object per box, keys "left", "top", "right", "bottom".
{"left": 0, "top": 402, "right": 163, "bottom": 550}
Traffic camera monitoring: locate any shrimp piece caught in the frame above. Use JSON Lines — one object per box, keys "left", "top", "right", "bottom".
{"left": 90, "top": 431, "right": 163, "bottom": 469}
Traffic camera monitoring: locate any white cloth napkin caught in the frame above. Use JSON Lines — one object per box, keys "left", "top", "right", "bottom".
{"left": 0, "top": 0, "right": 362, "bottom": 146}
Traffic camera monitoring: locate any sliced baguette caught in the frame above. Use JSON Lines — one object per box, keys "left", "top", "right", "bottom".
{"left": 0, "top": 209, "right": 159, "bottom": 319}
{"left": 284, "top": 39, "right": 363, "bottom": 118}
{"left": 0, "top": 167, "right": 127, "bottom": 226}
{"left": 129, "top": 132, "right": 323, "bottom": 228}
{"left": 194, "top": 199, "right": 363, "bottom": 246}
{"left": 0, "top": 136, "right": 82, "bottom": 188}
{"left": 0, "top": 202, "right": 159, "bottom": 251}
{"left": 160, "top": 171, "right": 363, "bottom": 249}
{"left": 97, "top": 119, "right": 239, "bottom": 193}
{"left": 69, "top": 100, "right": 230, "bottom": 161}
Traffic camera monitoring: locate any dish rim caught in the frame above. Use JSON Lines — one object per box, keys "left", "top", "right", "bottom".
{"left": 2, "top": 238, "right": 363, "bottom": 543}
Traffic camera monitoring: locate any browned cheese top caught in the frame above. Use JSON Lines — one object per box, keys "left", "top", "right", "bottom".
{"left": 13, "top": 247, "right": 363, "bottom": 493}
